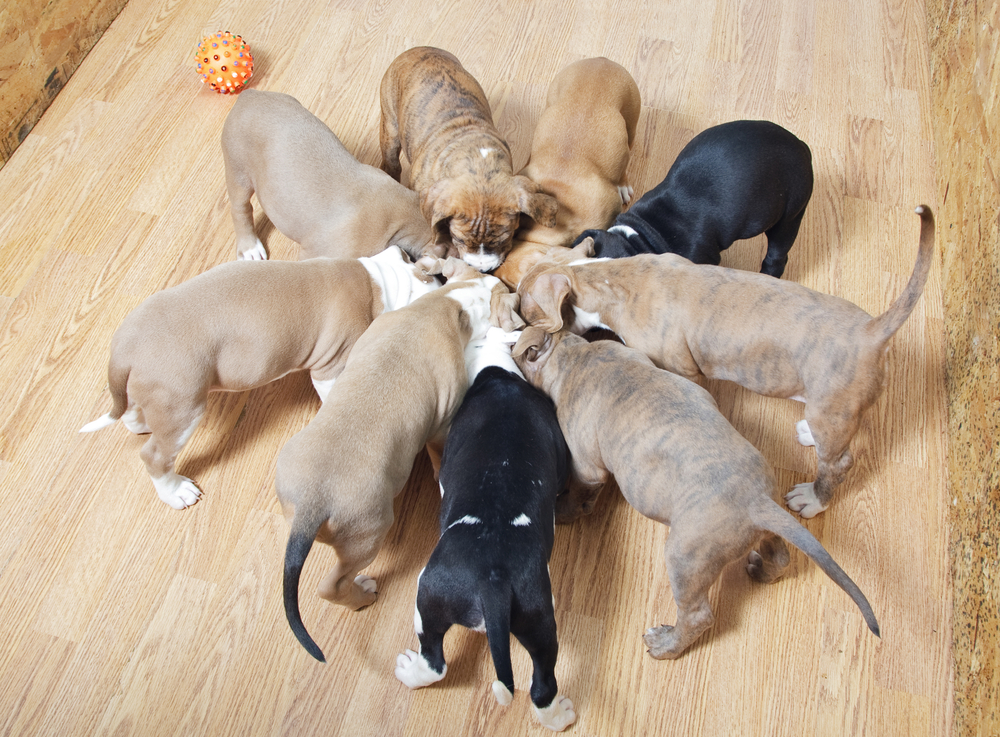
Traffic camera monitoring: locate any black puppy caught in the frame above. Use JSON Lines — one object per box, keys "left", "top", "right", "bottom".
{"left": 575, "top": 119, "right": 813, "bottom": 277}
{"left": 394, "top": 344, "right": 575, "bottom": 731}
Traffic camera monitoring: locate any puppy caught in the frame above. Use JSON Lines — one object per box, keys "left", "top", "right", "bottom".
{"left": 515, "top": 57, "right": 641, "bottom": 248}
{"left": 574, "top": 120, "right": 813, "bottom": 277}
{"left": 278, "top": 268, "right": 518, "bottom": 662}
{"left": 519, "top": 206, "right": 935, "bottom": 518}
{"left": 79, "top": 246, "right": 437, "bottom": 510}
{"left": 222, "top": 89, "right": 443, "bottom": 262}
{"left": 379, "top": 46, "right": 558, "bottom": 271}
{"left": 512, "top": 327, "right": 880, "bottom": 659}
{"left": 395, "top": 329, "right": 574, "bottom": 731}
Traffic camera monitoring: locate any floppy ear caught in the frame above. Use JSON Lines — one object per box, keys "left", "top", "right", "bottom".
{"left": 489, "top": 284, "right": 525, "bottom": 331}
{"left": 511, "top": 325, "right": 557, "bottom": 380}
{"left": 415, "top": 256, "right": 447, "bottom": 280}
{"left": 513, "top": 175, "right": 559, "bottom": 227}
{"left": 441, "top": 257, "right": 481, "bottom": 282}
{"left": 420, "top": 179, "right": 456, "bottom": 237}
{"left": 512, "top": 325, "right": 551, "bottom": 362}
{"left": 524, "top": 270, "right": 572, "bottom": 332}
{"left": 572, "top": 236, "right": 595, "bottom": 258}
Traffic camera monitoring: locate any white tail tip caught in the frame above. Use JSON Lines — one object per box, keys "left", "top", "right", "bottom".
{"left": 79, "top": 413, "right": 117, "bottom": 433}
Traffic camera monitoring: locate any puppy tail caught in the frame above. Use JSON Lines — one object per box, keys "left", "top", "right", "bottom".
{"left": 282, "top": 509, "right": 328, "bottom": 663}
{"left": 81, "top": 356, "right": 131, "bottom": 432}
{"left": 480, "top": 579, "right": 516, "bottom": 704}
{"left": 867, "top": 205, "right": 935, "bottom": 345}
{"left": 754, "top": 502, "right": 881, "bottom": 638}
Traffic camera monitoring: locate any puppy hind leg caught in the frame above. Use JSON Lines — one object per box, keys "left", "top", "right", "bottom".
{"left": 785, "top": 406, "right": 859, "bottom": 518}
{"left": 137, "top": 407, "right": 205, "bottom": 510}
{"left": 760, "top": 211, "right": 805, "bottom": 278}
{"left": 395, "top": 611, "right": 449, "bottom": 689}
{"left": 378, "top": 100, "right": 403, "bottom": 180}
{"left": 746, "top": 533, "right": 790, "bottom": 584}
{"left": 514, "top": 617, "right": 575, "bottom": 731}
{"left": 643, "top": 532, "right": 723, "bottom": 659}
{"left": 315, "top": 529, "right": 388, "bottom": 610}
{"left": 225, "top": 168, "right": 266, "bottom": 261}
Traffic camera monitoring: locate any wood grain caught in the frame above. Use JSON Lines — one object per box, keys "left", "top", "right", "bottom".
{"left": 0, "top": 0, "right": 962, "bottom": 735}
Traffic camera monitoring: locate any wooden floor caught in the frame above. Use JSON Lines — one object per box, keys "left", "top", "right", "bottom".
{"left": 0, "top": 0, "right": 951, "bottom": 735}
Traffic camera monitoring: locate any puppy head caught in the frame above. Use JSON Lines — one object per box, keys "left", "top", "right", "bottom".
{"left": 517, "top": 268, "right": 573, "bottom": 332}
{"left": 422, "top": 176, "right": 559, "bottom": 273}
{"left": 511, "top": 325, "right": 561, "bottom": 386}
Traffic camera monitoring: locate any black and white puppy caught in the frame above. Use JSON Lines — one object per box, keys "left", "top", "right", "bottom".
{"left": 574, "top": 119, "right": 813, "bottom": 277}
{"left": 394, "top": 328, "right": 575, "bottom": 732}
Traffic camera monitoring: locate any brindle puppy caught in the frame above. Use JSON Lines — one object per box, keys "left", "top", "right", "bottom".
{"left": 379, "top": 46, "right": 558, "bottom": 272}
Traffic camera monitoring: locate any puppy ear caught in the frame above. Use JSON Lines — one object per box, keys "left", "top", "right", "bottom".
{"left": 420, "top": 179, "right": 455, "bottom": 235}
{"left": 513, "top": 175, "right": 559, "bottom": 227}
{"left": 573, "top": 236, "right": 595, "bottom": 258}
{"left": 511, "top": 325, "right": 550, "bottom": 361}
{"left": 489, "top": 284, "right": 525, "bottom": 331}
{"left": 524, "top": 270, "right": 572, "bottom": 332}
{"left": 416, "top": 256, "right": 446, "bottom": 279}
{"left": 441, "top": 257, "right": 480, "bottom": 281}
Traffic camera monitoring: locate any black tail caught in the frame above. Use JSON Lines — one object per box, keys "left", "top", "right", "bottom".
{"left": 480, "top": 579, "right": 515, "bottom": 700}
{"left": 752, "top": 501, "right": 881, "bottom": 638}
{"left": 283, "top": 509, "right": 328, "bottom": 662}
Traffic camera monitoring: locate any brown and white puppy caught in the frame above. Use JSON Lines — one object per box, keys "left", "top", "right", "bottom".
{"left": 517, "top": 206, "right": 935, "bottom": 518}
{"left": 515, "top": 57, "right": 641, "bottom": 249}
{"left": 379, "top": 46, "right": 559, "bottom": 272}
{"left": 79, "top": 247, "right": 439, "bottom": 510}
{"left": 222, "top": 88, "right": 443, "bottom": 262}
{"left": 512, "top": 327, "right": 880, "bottom": 659}
{"left": 278, "top": 268, "right": 516, "bottom": 662}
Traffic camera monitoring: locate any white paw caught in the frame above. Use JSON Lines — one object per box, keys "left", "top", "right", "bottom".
{"left": 492, "top": 680, "right": 513, "bottom": 706}
{"left": 785, "top": 482, "right": 827, "bottom": 518}
{"left": 238, "top": 238, "right": 268, "bottom": 261}
{"left": 796, "top": 419, "right": 816, "bottom": 447}
{"left": 355, "top": 574, "right": 377, "bottom": 594}
{"left": 535, "top": 695, "right": 577, "bottom": 732}
{"left": 394, "top": 649, "right": 446, "bottom": 689}
{"left": 619, "top": 184, "right": 634, "bottom": 205}
{"left": 151, "top": 473, "right": 202, "bottom": 510}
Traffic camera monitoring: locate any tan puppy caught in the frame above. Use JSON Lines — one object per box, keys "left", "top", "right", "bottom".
{"left": 517, "top": 206, "right": 935, "bottom": 518}
{"left": 79, "top": 247, "right": 438, "bottom": 510}
{"left": 379, "top": 46, "right": 558, "bottom": 272}
{"left": 222, "top": 89, "right": 443, "bottom": 262}
{"left": 278, "top": 268, "right": 514, "bottom": 662}
{"left": 512, "top": 327, "right": 879, "bottom": 659}
{"left": 515, "top": 57, "right": 641, "bottom": 248}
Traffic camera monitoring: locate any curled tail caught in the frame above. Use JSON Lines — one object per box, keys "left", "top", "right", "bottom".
{"left": 283, "top": 507, "right": 328, "bottom": 662}
{"left": 752, "top": 501, "right": 880, "bottom": 637}
{"left": 481, "top": 579, "right": 516, "bottom": 704}
{"left": 79, "top": 357, "right": 130, "bottom": 432}
{"left": 867, "top": 205, "right": 935, "bottom": 345}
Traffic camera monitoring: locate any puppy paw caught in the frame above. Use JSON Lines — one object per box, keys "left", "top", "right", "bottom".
{"left": 643, "top": 625, "right": 686, "bottom": 660}
{"left": 534, "top": 695, "right": 576, "bottom": 732}
{"left": 238, "top": 238, "right": 268, "bottom": 261}
{"left": 785, "top": 482, "right": 827, "bottom": 518}
{"left": 394, "top": 649, "right": 445, "bottom": 689}
{"left": 795, "top": 419, "right": 816, "bottom": 447}
{"left": 618, "top": 184, "right": 634, "bottom": 206}
{"left": 492, "top": 680, "right": 513, "bottom": 706}
{"left": 151, "top": 473, "right": 202, "bottom": 510}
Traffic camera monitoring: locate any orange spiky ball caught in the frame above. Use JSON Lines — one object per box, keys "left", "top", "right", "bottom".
{"left": 195, "top": 32, "right": 254, "bottom": 94}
